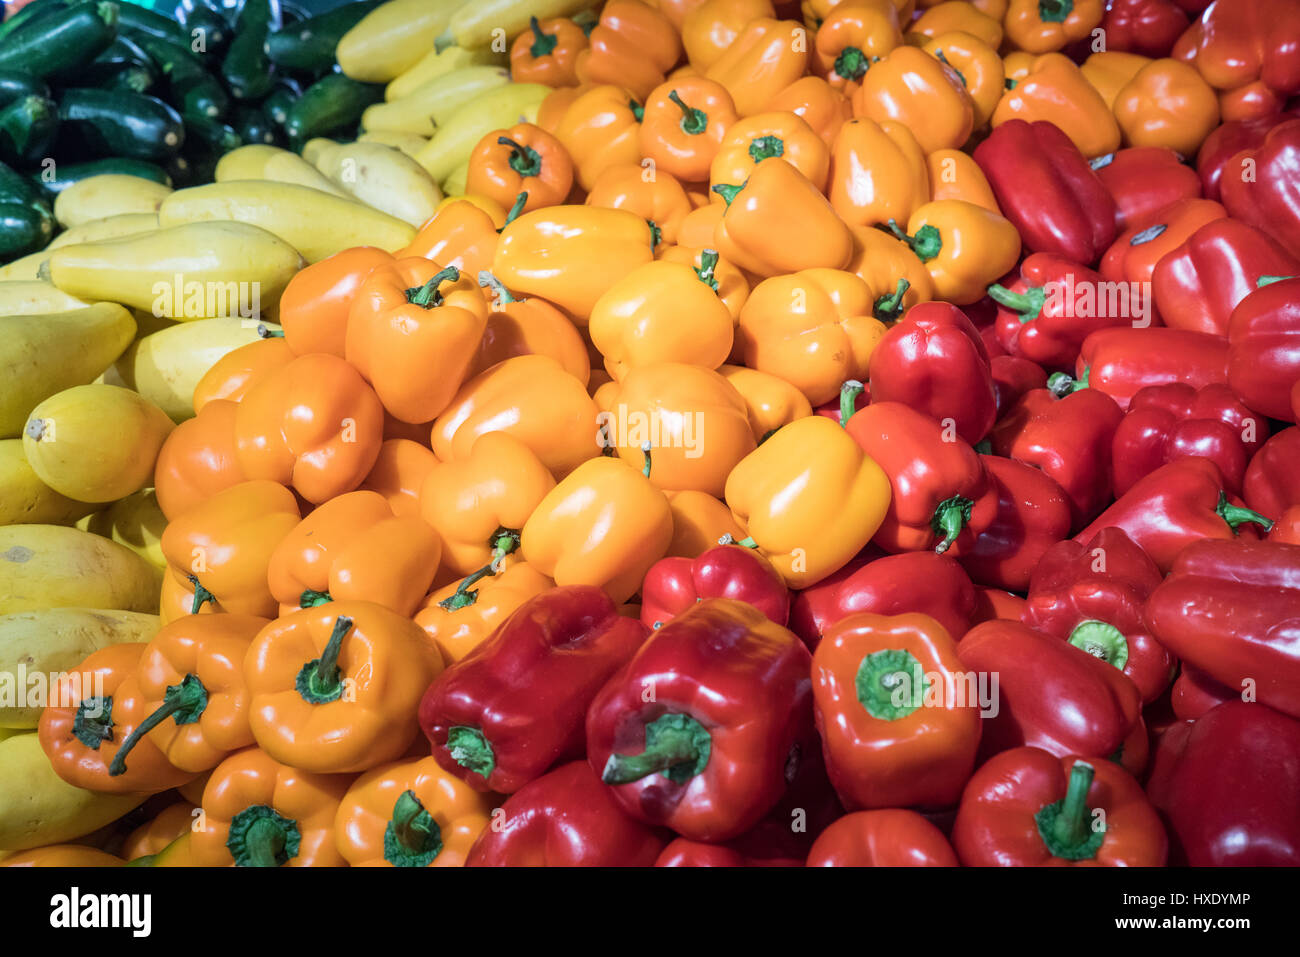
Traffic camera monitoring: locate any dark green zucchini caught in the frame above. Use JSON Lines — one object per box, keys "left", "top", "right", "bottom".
{"left": 184, "top": 114, "right": 240, "bottom": 154}
{"left": 0, "top": 94, "right": 58, "bottom": 165}
{"left": 181, "top": 3, "right": 230, "bottom": 59}
{"left": 56, "top": 88, "right": 184, "bottom": 162}
{"left": 133, "top": 32, "right": 228, "bottom": 120}
{"left": 0, "top": 200, "right": 55, "bottom": 261}
{"left": 0, "top": 0, "right": 120, "bottom": 83}
{"left": 265, "top": 0, "right": 384, "bottom": 74}
{"left": 97, "top": 62, "right": 155, "bottom": 93}
{"left": 261, "top": 78, "right": 302, "bottom": 129}
{"left": 222, "top": 0, "right": 275, "bottom": 100}
{"left": 83, "top": 35, "right": 159, "bottom": 91}
{"left": 284, "top": 73, "right": 383, "bottom": 146}
{"left": 114, "top": 1, "right": 189, "bottom": 45}
{"left": 31, "top": 156, "right": 171, "bottom": 194}
{"left": 230, "top": 103, "right": 279, "bottom": 147}
{"left": 0, "top": 157, "right": 50, "bottom": 206}
{"left": 0, "top": 0, "right": 70, "bottom": 47}
{"left": 0, "top": 70, "right": 48, "bottom": 109}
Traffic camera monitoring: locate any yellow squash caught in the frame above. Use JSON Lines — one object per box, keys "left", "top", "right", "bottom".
{"left": 337, "top": 0, "right": 466, "bottom": 83}
{"left": 362, "top": 66, "right": 512, "bottom": 137}
{"left": 79, "top": 489, "right": 167, "bottom": 570}
{"left": 0, "top": 281, "right": 90, "bottom": 316}
{"left": 385, "top": 43, "right": 507, "bottom": 101}
{"left": 450, "top": 0, "right": 590, "bottom": 48}
{"left": 314, "top": 142, "right": 443, "bottom": 227}
{"left": 46, "top": 212, "right": 159, "bottom": 250}
{"left": 0, "top": 524, "right": 162, "bottom": 615}
{"left": 51, "top": 175, "right": 172, "bottom": 229}
{"left": 0, "top": 440, "right": 96, "bottom": 526}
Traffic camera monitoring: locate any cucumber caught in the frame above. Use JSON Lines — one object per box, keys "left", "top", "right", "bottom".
{"left": 284, "top": 74, "right": 383, "bottom": 147}
{"left": 265, "top": 0, "right": 384, "bottom": 74}
{"left": 133, "top": 33, "right": 228, "bottom": 120}
{"left": 0, "top": 1, "right": 120, "bottom": 83}
{"left": 222, "top": 0, "right": 275, "bottom": 100}
{"left": 56, "top": 88, "right": 184, "bottom": 162}
{"left": 0, "top": 0, "right": 70, "bottom": 46}
{"left": 184, "top": 114, "right": 240, "bottom": 154}
{"left": 0, "top": 95, "right": 58, "bottom": 165}
{"left": 0, "top": 201, "right": 55, "bottom": 261}
{"left": 115, "top": 1, "right": 189, "bottom": 45}
{"left": 33, "top": 156, "right": 171, "bottom": 195}
{"left": 230, "top": 103, "right": 280, "bottom": 147}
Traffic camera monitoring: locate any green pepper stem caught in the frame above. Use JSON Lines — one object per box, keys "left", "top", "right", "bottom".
{"left": 438, "top": 564, "right": 496, "bottom": 611}
{"left": 1046, "top": 371, "right": 1079, "bottom": 398}
{"left": 834, "top": 46, "right": 868, "bottom": 82}
{"left": 257, "top": 323, "right": 284, "bottom": 338}
{"left": 108, "top": 674, "right": 207, "bottom": 777}
{"left": 406, "top": 266, "right": 460, "bottom": 307}
{"left": 528, "top": 16, "right": 557, "bottom": 58}
{"left": 1258, "top": 275, "right": 1297, "bottom": 287}
{"left": 884, "top": 219, "right": 942, "bottom": 262}
{"left": 747, "top": 135, "right": 784, "bottom": 163}
{"left": 1038, "top": 0, "right": 1073, "bottom": 23}
{"left": 873, "top": 278, "right": 910, "bottom": 323}
{"left": 499, "top": 191, "right": 528, "bottom": 232}
{"left": 299, "top": 589, "right": 332, "bottom": 608}
{"left": 293, "top": 616, "right": 353, "bottom": 704}
{"left": 478, "top": 270, "right": 517, "bottom": 305}
{"left": 188, "top": 575, "right": 215, "bottom": 615}
{"left": 601, "top": 714, "right": 710, "bottom": 785}
{"left": 641, "top": 441, "right": 653, "bottom": 478}
{"left": 695, "top": 249, "right": 720, "bottom": 291}
{"left": 933, "top": 49, "right": 965, "bottom": 86}
{"left": 839, "top": 380, "right": 864, "bottom": 426}
{"left": 1054, "top": 761, "right": 1094, "bottom": 847}
{"left": 227, "top": 805, "right": 300, "bottom": 868}
{"left": 711, "top": 182, "right": 743, "bottom": 207}
{"left": 1216, "top": 492, "right": 1273, "bottom": 533}
{"left": 931, "top": 495, "right": 973, "bottom": 554}
{"left": 718, "top": 533, "right": 758, "bottom": 548}
{"left": 498, "top": 135, "right": 543, "bottom": 178}
{"left": 667, "top": 89, "right": 707, "bottom": 135}
{"left": 1069, "top": 620, "right": 1129, "bottom": 671}
{"left": 987, "top": 282, "right": 1046, "bottom": 323}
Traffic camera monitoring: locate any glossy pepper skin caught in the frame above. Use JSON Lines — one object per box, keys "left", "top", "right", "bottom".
{"left": 1074, "top": 457, "right": 1272, "bottom": 573}
{"left": 469, "top": 272, "right": 590, "bottom": 383}
{"left": 1113, "top": 59, "right": 1221, "bottom": 157}
{"left": 552, "top": 85, "right": 646, "bottom": 192}
{"left": 1178, "top": 0, "right": 1300, "bottom": 98}
{"left": 278, "top": 246, "right": 394, "bottom": 359}
{"left": 153, "top": 399, "right": 244, "bottom": 522}
{"left": 1227, "top": 276, "right": 1300, "bottom": 422}
{"left": 920, "top": 33, "right": 1006, "bottom": 131}
{"left": 1221, "top": 119, "right": 1300, "bottom": 260}
{"left": 813, "top": 0, "right": 902, "bottom": 92}
{"left": 640, "top": 543, "right": 790, "bottom": 631}
{"left": 1146, "top": 700, "right": 1300, "bottom": 866}
{"left": 853, "top": 45, "right": 974, "bottom": 156}
{"left": 845, "top": 225, "right": 936, "bottom": 322}
{"left": 1145, "top": 539, "right": 1300, "bottom": 720}
{"left": 1244, "top": 426, "right": 1300, "bottom": 517}
{"left": 813, "top": 612, "right": 981, "bottom": 810}
{"left": 843, "top": 400, "right": 997, "bottom": 555}
{"left": 1003, "top": 0, "right": 1103, "bottom": 53}
{"left": 576, "top": 0, "right": 682, "bottom": 101}
{"left": 827, "top": 117, "right": 929, "bottom": 230}
{"left": 991, "top": 355, "right": 1048, "bottom": 418}
{"left": 414, "top": 560, "right": 555, "bottom": 665}
{"left": 1101, "top": 0, "right": 1190, "bottom": 58}
{"left": 993, "top": 54, "right": 1120, "bottom": 159}
{"left": 884, "top": 199, "right": 1022, "bottom": 306}
{"left": 509, "top": 16, "right": 588, "bottom": 87}
{"left": 1023, "top": 527, "right": 1173, "bottom": 703}
{"left": 709, "top": 110, "right": 831, "bottom": 196}
{"left": 421, "top": 586, "right": 645, "bottom": 795}
{"left": 399, "top": 198, "right": 505, "bottom": 280}
{"left": 806, "top": 810, "right": 958, "bottom": 866}
{"left": 1072, "top": 326, "right": 1230, "bottom": 411}
{"left": 639, "top": 78, "right": 737, "bottom": 184}
{"left": 705, "top": 17, "right": 809, "bottom": 117}
{"left": 466, "top": 760, "right": 665, "bottom": 866}
{"left": 467, "top": 123, "right": 574, "bottom": 215}
{"left": 1196, "top": 111, "right": 1298, "bottom": 202}
{"left": 586, "top": 598, "right": 814, "bottom": 842}
{"left": 1110, "top": 382, "right": 1266, "bottom": 496}
{"left": 588, "top": 163, "right": 695, "bottom": 250}
{"left": 952, "top": 748, "right": 1166, "bottom": 866}
{"left": 1100, "top": 198, "right": 1227, "bottom": 297}
{"left": 973, "top": 120, "right": 1117, "bottom": 264}
{"left": 1091, "top": 146, "right": 1202, "bottom": 231}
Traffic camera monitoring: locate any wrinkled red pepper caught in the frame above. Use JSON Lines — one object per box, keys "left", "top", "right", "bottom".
{"left": 639, "top": 544, "right": 789, "bottom": 632}
{"left": 1070, "top": 326, "right": 1230, "bottom": 411}
{"left": 990, "top": 355, "right": 1047, "bottom": 418}
{"left": 1244, "top": 426, "right": 1300, "bottom": 516}
{"left": 1197, "top": 111, "right": 1299, "bottom": 201}
{"left": 806, "top": 810, "right": 958, "bottom": 867}
{"left": 1099, "top": 198, "right": 1227, "bottom": 294}
{"left": 1092, "top": 146, "right": 1202, "bottom": 231}
{"left": 1171, "top": 666, "right": 1238, "bottom": 721}
{"left": 1180, "top": 0, "right": 1300, "bottom": 100}
{"left": 1221, "top": 118, "right": 1300, "bottom": 260}
{"left": 1227, "top": 275, "right": 1300, "bottom": 422}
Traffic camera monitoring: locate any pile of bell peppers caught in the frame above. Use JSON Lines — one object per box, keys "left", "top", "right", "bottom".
{"left": 12, "top": 0, "right": 1300, "bottom": 870}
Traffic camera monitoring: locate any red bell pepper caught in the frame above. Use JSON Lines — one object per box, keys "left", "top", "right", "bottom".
{"left": 1115, "top": 717, "right": 1150, "bottom": 778}
{"left": 988, "top": 254, "right": 1130, "bottom": 371}
{"left": 1171, "top": 666, "right": 1238, "bottom": 721}
{"left": 1100, "top": 0, "right": 1190, "bottom": 58}
{"left": 956, "top": 455, "right": 1072, "bottom": 592}
{"left": 1074, "top": 456, "right": 1272, "bottom": 572}
{"left": 653, "top": 838, "right": 800, "bottom": 867}
{"left": 865, "top": 303, "right": 998, "bottom": 445}
{"left": 811, "top": 612, "right": 982, "bottom": 810}
{"left": 465, "top": 760, "right": 665, "bottom": 866}
{"left": 1152, "top": 219, "right": 1300, "bottom": 336}
{"left": 951, "top": 748, "right": 1167, "bottom": 866}
{"left": 1244, "top": 426, "right": 1300, "bottom": 515}
{"left": 972, "top": 120, "right": 1118, "bottom": 265}
{"left": 1273, "top": 504, "right": 1300, "bottom": 544}
{"left": 805, "top": 810, "right": 958, "bottom": 867}
{"left": 639, "top": 543, "right": 789, "bottom": 632}
{"left": 1069, "top": 326, "right": 1230, "bottom": 411}
{"left": 1196, "top": 111, "right": 1299, "bottom": 201}
{"left": 1111, "top": 382, "right": 1267, "bottom": 496}
{"left": 842, "top": 399, "right": 997, "bottom": 555}
{"left": 419, "top": 586, "right": 647, "bottom": 793}
{"left": 1227, "top": 275, "right": 1300, "bottom": 421}
{"left": 1146, "top": 700, "right": 1300, "bottom": 866}
{"left": 1091, "top": 146, "right": 1202, "bottom": 231}
{"left": 814, "top": 381, "right": 869, "bottom": 425}
{"left": 971, "top": 587, "right": 1026, "bottom": 623}
{"left": 1221, "top": 118, "right": 1300, "bottom": 259}
{"left": 585, "top": 598, "right": 814, "bottom": 842}
{"left": 989, "top": 382, "right": 1123, "bottom": 528}
{"left": 789, "top": 548, "right": 977, "bottom": 649}
{"left": 990, "top": 355, "right": 1047, "bottom": 419}
{"left": 1180, "top": 0, "right": 1300, "bottom": 98}
{"left": 1145, "top": 538, "right": 1300, "bottom": 719}
{"left": 1023, "top": 527, "right": 1174, "bottom": 703}
{"left": 1099, "top": 198, "right": 1227, "bottom": 294}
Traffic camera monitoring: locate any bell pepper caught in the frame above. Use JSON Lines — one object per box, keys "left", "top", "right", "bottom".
{"left": 1220, "top": 119, "right": 1300, "bottom": 259}
{"left": 973, "top": 119, "right": 1117, "bottom": 265}
{"left": 925, "top": 147, "right": 1000, "bottom": 214}
{"left": 909, "top": 2, "right": 1004, "bottom": 48}
{"left": 842, "top": 400, "right": 997, "bottom": 554}
{"left": 192, "top": 336, "right": 296, "bottom": 416}
{"left": 38, "top": 643, "right": 195, "bottom": 794}
{"left": 853, "top": 46, "right": 974, "bottom": 155}
{"left": 765, "top": 75, "right": 853, "bottom": 147}
{"left": 735, "top": 268, "right": 886, "bottom": 405}
{"left": 993, "top": 53, "right": 1120, "bottom": 159}
{"left": 1171, "top": 665, "right": 1236, "bottom": 721}
{"left": 466, "top": 123, "right": 574, "bottom": 215}
{"left": 190, "top": 747, "right": 350, "bottom": 867}
{"left": 585, "top": 597, "right": 814, "bottom": 841}
{"left": 708, "top": 110, "right": 831, "bottom": 196}
{"left": 1271, "top": 504, "right": 1300, "bottom": 545}
{"left": 845, "top": 225, "right": 935, "bottom": 322}
{"left": 121, "top": 802, "right": 196, "bottom": 861}
{"left": 153, "top": 399, "right": 244, "bottom": 522}
{"left": 466, "top": 760, "right": 665, "bottom": 866}
{"left": 951, "top": 748, "right": 1167, "bottom": 865}
{"left": 469, "top": 272, "right": 591, "bottom": 384}
{"left": 1082, "top": 51, "right": 1156, "bottom": 112}
{"left": 972, "top": 585, "right": 1027, "bottom": 623}
{"left": 867, "top": 301, "right": 998, "bottom": 443}
{"left": 1003, "top": 0, "right": 1102, "bottom": 53}
{"left": 3, "top": 846, "right": 125, "bottom": 868}
{"left": 106, "top": 614, "right": 267, "bottom": 779}
{"left": 359, "top": 437, "right": 439, "bottom": 520}
{"left": 335, "top": 755, "right": 492, "bottom": 867}
{"left": 716, "top": 366, "right": 813, "bottom": 443}
{"left": 1101, "top": 0, "right": 1189, "bottom": 58}
{"left": 705, "top": 17, "right": 808, "bottom": 117}
{"left": 828, "top": 117, "right": 929, "bottom": 230}
{"left": 1023, "top": 527, "right": 1173, "bottom": 703}
{"left": 1069, "top": 326, "right": 1230, "bottom": 411}
{"left": 585, "top": 164, "right": 693, "bottom": 250}
{"left": 638, "top": 78, "right": 737, "bottom": 184}
{"left": 640, "top": 542, "right": 789, "bottom": 631}
{"left": 957, "top": 619, "right": 1142, "bottom": 760}
{"left": 654, "top": 837, "right": 793, "bottom": 867}
{"left": 656, "top": 491, "right": 743, "bottom": 560}
{"left": 918, "top": 33, "right": 1005, "bottom": 130}
{"left": 1146, "top": 700, "right": 1300, "bottom": 865}
{"left": 159, "top": 479, "right": 301, "bottom": 620}
{"left": 414, "top": 560, "right": 555, "bottom": 665}
{"left": 244, "top": 602, "right": 443, "bottom": 774}
{"left": 725, "top": 414, "right": 892, "bottom": 588}
{"left": 421, "top": 586, "right": 646, "bottom": 794}
{"left": 1073, "top": 456, "right": 1273, "bottom": 572}
{"left": 882, "top": 199, "right": 1022, "bottom": 306}
{"left": 552, "top": 85, "right": 646, "bottom": 192}
{"left": 1111, "top": 382, "right": 1266, "bottom": 496}
{"left": 806, "top": 809, "right": 958, "bottom": 866}
{"left": 990, "top": 383, "right": 1122, "bottom": 528}
{"left": 990, "top": 354, "right": 1047, "bottom": 418}
{"left": 1145, "top": 539, "right": 1300, "bottom": 719}
{"left": 1244, "top": 425, "right": 1300, "bottom": 517}
{"left": 398, "top": 197, "right": 509, "bottom": 282}
{"left": 510, "top": 16, "right": 589, "bottom": 87}
{"left": 1196, "top": 111, "right": 1299, "bottom": 201}
{"left": 1178, "top": 0, "right": 1300, "bottom": 96}
{"left": 812, "top": 0, "right": 901, "bottom": 93}
{"left": 1112, "top": 59, "right": 1221, "bottom": 157}
{"left": 1100, "top": 199, "right": 1227, "bottom": 303}
{"left": 1227, "top": 274, "right": 1300, "bottom": 421}
{"left": 275, "top": 247, "right": 393, "bottom": 359}
{"left": 576, "top": 0, "right": 682, "bottom": 101}
{"left": 1091, "top": 146, "right": 1202, "bottom": 232}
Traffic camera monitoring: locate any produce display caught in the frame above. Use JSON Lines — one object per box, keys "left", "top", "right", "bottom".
{"left": 1, "top": 0, "right": 1300, "bottom": 874}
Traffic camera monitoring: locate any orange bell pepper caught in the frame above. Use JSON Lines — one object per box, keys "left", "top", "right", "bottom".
{"left": 725, "top": 414, "right": 892, "bottom": 588}
{"left": 845, "top": 225, "right": 936, "bottom": 322}
{"left": 993, "top": 53, "right": 1121, "bottom": 158}
{"left": 3, "top": 846, "right": 125, "bottom": 867}
{"left": 190, "top": 747, "right": 351, "bottom": 867}
{"left": 766, "top": 75, "right": 853, "bottom": 146}
{"left": 553, "top": 85, "right": 646, "bottom": 191}
{"left": 706, "top": 17, "right": 810, "bottom": 116}
{"left": 345, "top": 260, "right": 487, "bottom": 425}
{"left": 466, "top": 123, "right": 574, "bottom": 215}
{"left": 121, "top": 802, "right": 196, "bottom": 860}
{"left": 399, "top": 199, "right": 506, "bottom": 280}
{"left": 153, "top": 398, "right": 244, "bottom": 521}
{"left": 709, "top": 109, "right": 831, "bottom": 194}
{"left": 414, "top": 560, "right": 555, "bottom": 663}
{"left": 910, "top": 0, "right": 1003, "bottom": 48}
{"left": 159, "top": 479, "right": 301, "bottom": 620}
{"left": 926, "top": 148, "right": 1000, "bottom": 213}
{"left": 718, "top": 363, "right": 814, "bottom": 442}
{"left": 471, "top": 272, "right": 591, "bottom": 384}
{"left": 1113, "top": 59, "right": 1221, "bottom": 157}
{"left": 602, "top": 362, "right": 756, "bottom": 496}
{"left": 1218, "top": 81, "right": 1285, "bottom": 124}
{"left": 676, "top": 200, "right": 725, "bottom": 247}
{"left": 712, "top": 159, "right": 853, "bottom": 276}
{"left": 828, "top": 117, "right": 930, "bottom": 229}
{"left": 1003, "top": 49, "right": 1036, "bottom": 86}
{"left": 277, "top": 246, "right": 393, "bottom": 359}
{"left": 267, "top": 491, "right": 441, "bottom": 617}
{"left": 431, "top": 354, "right": 603, "bottom": 479}
{"left": 520, "top": 455, "right": 674, "bottom": 603}
{"left": 576, "top": 0, "right": 683, "bottom": 101}
{"left": 683, "top": 0, "right": 775, "bottom": 70}
{"left": 1101, "top": 197, "right": 1227, "bottom": 286}
{"left": 245, "top": 602, "right": 441, "bottom": 774}
{"left": 109, "top": 614, "right": 267, "bottom": 776}
{"left": 736, "top": 268, "right": 888, "bottom": 405}
{"left": 639, "top": 78, "right": 738, "bottom": 183}
{"left": 853, "top": 45, "right": 975, "bottom": 154}
{"left": 662, "top": 488, "right": 747, "bottom": 558}
{"left": 335, "top": 756, "right": 494, "bottom": 867}
{"left": 920, "top": 31, "right": 1005, "bottom": 128}
{"left": 358, "top": 437, "right": 440, "bottom": 520}
{"left": 1003, "top": 0, "right": 1103, "bottom": 54}
{"left": 510, "top": 16, "right": 590, "bottom": 87}
{"left": 233, "top": 353, "right": 385, "bottom": 504}
{"left": 655, "top": 244, "right": 750, "bottom": 324}
{"left": 584, "top": 162, "right": 694, "bottom": 249}
{"left": 813, "top": 0, "right": 902, "bottom": 93}
{"left": 192, "top": 335, "right": 295, "bottom": 413}
{"left": 38, "top": 642, "right": 195, "bottom": 794}
{"left": 804, "top": 0, "right": 916, "bottom": 28}
{"left": 886, "top": 198, "right": 1022, "bottom": 304}
{"left": 536, "top": 84, "right": 588, "bottom": 135}
{"left": 1079, "top": 50, "right": 1152, "bottom": 110}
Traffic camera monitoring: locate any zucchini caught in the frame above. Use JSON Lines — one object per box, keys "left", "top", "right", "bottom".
{"left": 114, "top": 1, "right": 188, "bottom": 45}
{"left": 0, "top": 1, "right": 120, "bottom": 83}
{"left": 133, "top": 33, "right": 228, "bottom": 120}
{"left": 0, "top": 0, "right": 69, "bottom": 46}
{"left": 0, "top": 202, "right": 55, "bottom": 262}
{"left": 230, "top": 103, "right": 280, "bottom": 147}
{"left": 0, "top": 95, "right": 58, "bottom": 165}
{"left": 266, "top": 0, "right": 384, "bottom": 75}
{"left": 181, "top": 3, "right": 231, "bottom": 59}
{"left": 0, "top": 71, "right": 48, "bottom": 110}
{"left": 221, "top": 0, "right": 275, "bottom": 100}
{"left": 262, "top": 79, "right": 302, "bottom": 129}
{"left": 33, "top": 157, "right": 171, "bottom": 195}
{"left": 56, "top": 88, "right": 184, "bottom": 162}
{"left": 285, "top": 74, "right": 383, "bottom": 147}
{"left": 97, "top": 62, "right": 155, "bottom": 94}
{"left": 184, "top": 114, "right": 240, "bottom": 155}
{"left": 83, "top": 34, "right": 158, "bottom": 91}
{"left": 0, "top": 159, "right": 49, "bottom": 207}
